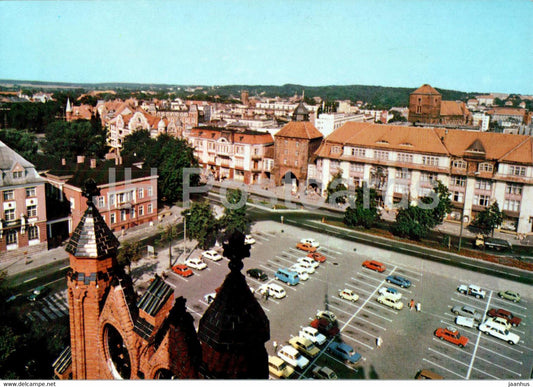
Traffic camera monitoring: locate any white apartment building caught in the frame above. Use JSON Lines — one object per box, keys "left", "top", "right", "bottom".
{"left": 309, "top": 122, "right": 533, "bottom": 234}
{"left": 472, "top": 112, "right": 491, "bottom": 131}
{"left": 314, "top": 113, "right": 371, "bottom": 137}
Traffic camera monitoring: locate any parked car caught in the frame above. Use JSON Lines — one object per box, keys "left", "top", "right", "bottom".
{"left": 316, "top": 310, "right": 337, "bottom": 324}
{"left": 377, "top": 294, "right": 404, "bottom": 310}
{"left": 478, "top": 318, "right": 520, "bottom": 345}
{"left": 299, "top": 326, "right": 327, "bottom": 346}
{"left": 300, "top": 238, "right": 320, "bottom": 248}
{"left": 246, "top": 268, "right": 268, "bottom": 281}
{"left": 307, "top": 252, "right": 326, "bottom": 263}
{"left": 362, "top": 260, "right": 386, "bottom": 272}
{"left": 451, "top": 305, "right": 482, "bottom": 321}
{"left": 295, "top": 260, "right": 315, "bottom": 274}
{"left": 277, "top": 345, "right": 309, "bottom": 370}
{"left": 298, "top": 257, "right": 319, "bottom": 269}
{"left": 268, "top": 356, "right": 294, "bottom": 378}
{"left": 378, "top": 287, "right": 402, "bottom": 299}
{"left": 312, "top": 366, "right": 337, "bottom": 380}
{"left": 289, "top": 264, "right": 309, "bottom": 281}
{"left": 310, "top": 318, "right": 339, "bottom": 337}
{"left": 172, "top": 264, "right": 193, "bottom": 277}
{"left": 498, "top": 290, "right": 521, "bottom": 303}
{"left": 296, "top": 242, "right": 317, "bottom": 252}
{"left": 434, "top": 327, "right": 468, "bottom": 348}
{"left": 203, "top": 292, "right": 216, "bottom": 304}
{"left": 339, "top": 289, "right": 359, "bottom": 302}
{"left": 457, "top": 284, "right": 486, "bottom": 299}
{"left": 487, "top": 308, "right": 521, "bottom": 327}
{"left": 415, "top": 369, "right": 444, "bottom": 380}
{"left": 327, "top": 342, "right": 361, "bottom": 364}
{"left": 28, "top": 285, "right": 49, "bottom": 302}
{"left": 455, "top": 316, "right": 475, "bottom": 328}
{"left": 289, "top": 336, "right": 320, "bottom": 358}
{"left": 385, "top": 275, "right": 411, "bottom": 288}
{"left": 244, "top": 234, "right": 256, "bottom": 245}
{"left": 185, "top": 257, "right": 207, "bottom": 270}
{"left": 257, "top": 283, "right": 286, "bottom": 299}
{"left": 202, "top": 249, "right": 222, "bottom": 261}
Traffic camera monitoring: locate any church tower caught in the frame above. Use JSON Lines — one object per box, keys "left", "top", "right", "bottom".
{"left": 66, "top": 98, "right": 72, "bottom": 122}
{"left": 408, "top": 84, "right": 442, "bottom": 124}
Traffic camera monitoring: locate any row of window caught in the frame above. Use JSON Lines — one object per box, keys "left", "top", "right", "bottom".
{"left": 96, "top": 187, "right": 153, "bottom": 208}
{"left": 2, "top": 187, "right": 37, "bottom": 201}
{"left": 4, "top": 205, "right": 38, "bottom": 221}
{"left": 108, "top": 204, "right": 153, "bottom": 224}
{"left": 4, "top": 226, "right": 39, "bottom": 245}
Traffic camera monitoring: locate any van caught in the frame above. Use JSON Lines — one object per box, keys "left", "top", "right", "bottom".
{"left": 275, "top": 268, "right": 300, "bottom": 286}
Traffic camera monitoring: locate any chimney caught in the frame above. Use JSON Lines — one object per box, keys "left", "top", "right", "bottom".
{"left": 77, "top": 155, "right": 85, "bottom": 164}
{"left": 61, "top": 158, "right": 66, "bottom": 166}
{"left": 90, "top": 158, "right": 97, "bottom": 169}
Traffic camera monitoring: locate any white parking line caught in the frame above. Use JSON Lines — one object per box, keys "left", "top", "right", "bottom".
{"left": 466, "top": 290, "right": 492, "bottom": 379}
{"left": 428, "top": 346, "right": 498, "bottom": 379}
{"left": 328, "top": 302, "right": 393, "bottom": 323}
{"left": 355, "top": 272, "right": 385, "bottom": 283}
{"left": 477, "top": 342, "right": 523, "bottom": 364}
{"left": 475, "top": 354, "right": 522, "bottom": 377}
{"left": 422, "top": 358, "right": 466, "bottom": 379}
{"left": 340, "top": 331, "right": 374, "bottom": 350}
{"left": 23, "top": 277, "right": 38, "bottom": 283}
{"left": 478, "top": 334, "right": 525, "bottom": 354}
{"left": 380, "top": 261, "right": 422, "bottom": 279}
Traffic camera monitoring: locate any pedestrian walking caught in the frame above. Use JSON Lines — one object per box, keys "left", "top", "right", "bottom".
{"left": 376, "top": 336, "right": 382, "bottom": 348}
{"left": 416, "top": 302, "right": 421, "bottom": 312}
{"left": 273, "top": 340, "right": 278, "bottom": 353}
{"left": 409, "top": 299, "right": 414, "bottom": 311}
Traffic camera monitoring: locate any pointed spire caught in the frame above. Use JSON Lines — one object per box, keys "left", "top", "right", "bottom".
{"left": 66, "top": 98, "right": 72, "bottom": 113}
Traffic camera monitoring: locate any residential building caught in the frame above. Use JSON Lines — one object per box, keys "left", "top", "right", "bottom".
{"left": 311, "top": 122, "right": 533, "bottom": 234}
{"left": 488, "top": 107, "right": 529, "bottom": 127}
{"left": 315, "top": 112, "right": 372, "bottom": 137}
{"left": 472, "top": 112, "right": 491, "bottom": 131}
{"left": 0, "top": 141, "right": 47, "bottom": 257}
{"left": 188, "top": 126, "right": 274, "bottom": 185}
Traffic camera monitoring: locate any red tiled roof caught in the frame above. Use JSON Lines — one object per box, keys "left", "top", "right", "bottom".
{"left": 411, "top": 84, "right": 440, "bottom": 95}
{"left": 440, "top": 101, "right": 465, "bottom": 116}
{"left": 275, "top": 121, "right": 323, "bottom": 139}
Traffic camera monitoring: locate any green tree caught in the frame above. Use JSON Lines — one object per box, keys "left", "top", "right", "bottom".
{"left": 158, "top": 224, "right": 180, "bottom": 267}
{"left": 219, "top": 189, "right": 251, "bottom": 236}
{"left": 183, "top": 201, "right": 218, "bottom": 250}
{"left": 344, "top": 184, "right": 380, "bottom": 229}
{"left": 0, "top": 129, "right": 38, "bottom": 161}
{"left": 420, "top": 180, "right": 452, "bottom": 228}
{"left": 116, "top": 241, "right": 144, "bottom": 267}
{"left": 472, "top": 201, "right": 504, "bottom": 237}
{"left": 326, "top": 171, "right": 348, "bottom": 204}
{"left": 43, "top": 120, "right": 107, "bottom": 160}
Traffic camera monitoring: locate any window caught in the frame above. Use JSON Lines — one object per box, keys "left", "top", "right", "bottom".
{"left": 294, "top": 160, "right": 298, "bottom": 166}
{"left": 148, "top": 203, "right": 153, "bottom": 213}
{"left": 474, "top": 194, "right": 491, "bottom": 207}
{"left": 330, "top": 161, "right": 340, "bottom": 170}
{"left": 148, "top": 187, "right": 153, "bottom": 197}
{"left": 503, "top": 199, "right": 520, "bottom": 212}
{"left": 139, "top": 205, "right": 144, "bottom": 216}
{"left": 4, "top": 209, "right": 15, "bottom": 221}
{"left": 110, "top": 213, "right": 116, "bottom": 224}
{"left": 284, "top": 159, "right": 287, "bottom": 165}
{"left": 475, "top": 179, "right": 492, "bottom": 191}
{"left": 350, "top": 163, "right": 364, "bottom": 172}
{"left": 420, "top": 172, "right": 437, "bottom": 182}
{"left": 3, "top": 190, "right": 14, "bottom": 201}
{"left": 506, "top": 183, "right": 523, "bottom": 195}
{"left": 331, "top": 146, "right": 341, "bottom": 154}
{"left": 452, "top": 191, "right": 464, "bottom": 203}
{"left": 27, "top": 205, "right": 37, "bottom": 218}
{"left": 351, "top": 148, "right": 366, "bottom": 158}
{"left": 452, "top": 176, "right": 466, "bottom": 187}
{"left": 28, "top": 225, "right": 39, "bottom": 240}
{"left": 13, "top": 170, "right": 24, "bottom": 179}
{"left": 109, "top": 194, "right": 115, "bottom": 207}
{"left": 397, "top": 153, "right": 413, "bottom": 163}
{"left": 375, "top": 150, "right": 389, "bottom": 160}
{"left": 26, "top": 187, "right": 36, "bottom": 197}
{"left": 509, "top": 165, "right": 526, "bottom": 176}
{"left": 138, "top": 188, "right": 144, "bottom": 199}
{"left": 98, "top": 196, "right": 105, "bottom": 209}
{"left": 120, "top": 210, "right": 127, "bottom": 221}
{"left": 478, "top": 163, "right": 493, "bottom": 173}
{"left": 422, "top": 156, "right": 439, "bottom": 166}
{"left": 395, "top": 184, "right": 409, "bottom": 194}
{"left": 6, "top": 230, "right": 17, "bottom": 245}
{"left": 453, "top": 160, "right": 467, "bottom": 169}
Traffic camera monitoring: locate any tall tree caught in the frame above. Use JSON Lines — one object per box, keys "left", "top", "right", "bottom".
{"left": 42, "top": 120, "right": 107, "bottom": 160}
{"left": 0, "top": 129, "right": 38, "bottom": 161}
{"left": 219, "top": 188, "right": 250, "bottom": 236}
{"left": 472, "top": 201, "right": 504, "bottom": 237}
{"left": 326, "top": 171, "right": 348, "bottom": 204}
{"left": 344, "top": 183, "right": 380, "bottom": 229}
{"left": 183, "top": 201, "right": 218, "bottom": 250}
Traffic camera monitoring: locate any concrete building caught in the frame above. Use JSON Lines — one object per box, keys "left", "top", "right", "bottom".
{"left": 314, "top": 112, "right": 371, "bottom": 137}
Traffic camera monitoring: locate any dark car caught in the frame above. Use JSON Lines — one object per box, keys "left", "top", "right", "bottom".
{"left": 310, "top": 318, "right": 339, "bottom": 337}
{"left": 487, "top": 308, "right": 522, "bottom": 327}
{"left": 327, "top": 342, "right": 361, "bottom": 364}
{"left": 385, "top": 275, "right": 411, "bottom": 288}
{"left": 28, "top": 285, "right": 49, "bottom": 302}
{"left": 246, "top": 268, "right": 268, "bottom": 281}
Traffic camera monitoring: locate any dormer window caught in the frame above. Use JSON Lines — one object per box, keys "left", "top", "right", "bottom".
{"left": 453, "top": 160, "right": 467, "bottom": 169}
{"left": 478, "top": 163, "right": 493, "bottom": 173}
{"left": 13, "top": 170, "right": 24, "bottom": 179}
{"left": 330, "top": 146, "right": 341, "bottom": 154}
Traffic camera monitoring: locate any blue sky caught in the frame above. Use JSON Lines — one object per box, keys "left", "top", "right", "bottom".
{"left": 0, "top": 0, "right": 531, "bottom": 94}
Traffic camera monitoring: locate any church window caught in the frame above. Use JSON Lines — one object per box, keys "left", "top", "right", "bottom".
{"left": 104, "top": 324, "right": 131, "bottom": 379}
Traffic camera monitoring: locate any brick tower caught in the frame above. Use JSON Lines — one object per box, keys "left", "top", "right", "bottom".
{"left": 198, "top": 231, "right": 270, "bottom": 378}
{"left": 62, "top": 180, "right": 201, "bottom": 379}
{"left": 408, "top": 84, "right": 442, "bottom": 124}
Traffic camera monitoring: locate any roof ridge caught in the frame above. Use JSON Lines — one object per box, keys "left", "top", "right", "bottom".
{"left": 497, "top": 136, "right": 532, "bottom": 162}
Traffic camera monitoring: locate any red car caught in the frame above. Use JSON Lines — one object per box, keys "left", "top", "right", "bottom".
{"left": 487, "top": 308, "right": 522, "bottom": 327}
{"left": 296, "top": 243, "right": 317, "bottom": 253}
{"left": 310, "top": 318, "right": 339, "bottom": 337}
{"left": 307, "top": 252, "right": 326, "bottom": 263}
{"left": 362, "top": 260, "right": 386, "bottom": 272}
{"left": 172, "top": 264, "right": 193, "bottom": 277}
{"left": 434, "top": 327, "right": 468, "bottom": 348}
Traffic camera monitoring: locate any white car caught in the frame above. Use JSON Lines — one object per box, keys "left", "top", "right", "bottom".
{"left": 299, "top": 326, "right": 327, "bottom": 346}
{"left": 455, "top": 316, "right": 475, "bottom": 328}
{"left": 185, "top": 257, "right": 207, "bottom": 270}
{"left": 377, "top": 294, "right": 404, "bottom": 310}
{"left": 277, "top": 345, "right": 309, "bottom": 369}
{"left": 316, "top": 310, "right": 337, "bottom": 324}
{"left": 300, "top": 238, "right": 320, "bottom": 248}
{"left": 257, "top": 283, "right": 286, "bottom": 299}
{"left": 203, "top": 292, "right": 216, "bottom": 304}
{"left": 298, "top": 257, "right": 319, "bottom": 269}
{"left": 202, "top": 249, "right": 222, "bottom": 261}
{"left": 244, "top": 234, "right": 256, "bottom": 245}
{"left": 339, "top": 289, "right": 359, "bottom": 302}
{"left": 295, "top": 260, "right": 315, "bottom": 274}
{"left": 478, "top": 319, "right": 520, "bottom": 345}
{"left": 290, "top": 264, "right": 309, "bottom": 281}
{"left": 378, "top": 287, "right": 402, "bottom": 300}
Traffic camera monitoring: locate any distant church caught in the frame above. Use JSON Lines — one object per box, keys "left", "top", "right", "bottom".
{"left": 53, "top": 181, "right": 269, "bottom": 379}
{"left": 408, "top": 84, "right": 472, "bottom": 126}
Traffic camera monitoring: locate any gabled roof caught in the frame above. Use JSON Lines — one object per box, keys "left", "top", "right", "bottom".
{"left": 411, "top": 84, "right": 440, "bottom": 95}
{"left": 440, "top": 101, "right": 466, "bottom": 116}
{"left": 137, "top": 275, "right": 173, "bottom": 317}
{"left": 0, "top": 140, "right": 45, "bottom": 187}
{"left": 275, "top": 121, "right": 323, "bottom": 140}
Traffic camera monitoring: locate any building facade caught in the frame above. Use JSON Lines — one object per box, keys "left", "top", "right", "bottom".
{"left": 0, "top": 141, "right": 47, "bottom": 257}
{"left": 310, "top": 122, "right": 533, "bottom": 234}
